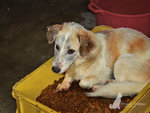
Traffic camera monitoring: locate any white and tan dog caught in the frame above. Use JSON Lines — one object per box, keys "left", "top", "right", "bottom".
{"left": 47, "top": 22, "right": 150, "bottom": 98}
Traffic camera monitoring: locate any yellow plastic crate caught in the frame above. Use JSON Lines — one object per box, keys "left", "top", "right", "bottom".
{"left": 12, "top": 58, "right": 63, "bottom": 113}
{"left": 12, "top": 26, "right": 150, "bottom": 113}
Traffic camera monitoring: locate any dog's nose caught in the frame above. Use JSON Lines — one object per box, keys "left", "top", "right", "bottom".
{"left": 52, "top": 66, "right": 61, "bottom": 73}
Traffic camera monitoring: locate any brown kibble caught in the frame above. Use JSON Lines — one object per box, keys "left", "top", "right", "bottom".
{"left": 52, "top": 89, "right": 57, "bottom": 94}
{"left": 36, "top": 78, "right": 134, "bottom": 113}
{"left": 126, "top": 98, "right": 131, "bottom": 103}
{"left": 83, "top": 108, "right": 88, "bottom": 113}
{"left": 105, "top": 108, "right": 111, "bottom": 113}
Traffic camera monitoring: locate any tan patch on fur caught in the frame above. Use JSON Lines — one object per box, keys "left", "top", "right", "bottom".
{"left": 129, "top": 38, "right": 146, "bottom": 53}
{"left": 78, "top": 30, "right": 96, "bottom": 57}
{"left": 47, "top": 24, "right": 62, "bottom": 44}
{"left": 106, "top": 31, "right": 122, "bottom": 64}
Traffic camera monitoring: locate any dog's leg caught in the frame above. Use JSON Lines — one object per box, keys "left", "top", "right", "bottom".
{"left": 92, "top": 79, "right": 115, "bottom": 91}
{"left": 79, "top": 66, "right": 112, "bottom": 89}
{"left": 86, "top": 81, "right": 146, "bottom": 98}
{"left": 79, "top": 74, "right": 111, "bottom": 89}
{"left": 79, "top": 76, "right": 100, "bottom": 89}
{"left": 56, "top": 73, "right": 73, "bottom": 92}
{"left": 87, "top": 54, "right": 150, "bottom": 98}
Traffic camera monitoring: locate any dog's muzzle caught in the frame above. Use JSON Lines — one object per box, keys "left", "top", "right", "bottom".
{"left": 52, "top": 66, "right": 61, "bottom": 73}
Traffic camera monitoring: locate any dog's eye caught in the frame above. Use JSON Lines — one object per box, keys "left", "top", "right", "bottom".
{"left": 68, "top": 49, "right": 75, "bottom": 54}
{"left": 56, "top": 44, "right": 60, "bottom": 51}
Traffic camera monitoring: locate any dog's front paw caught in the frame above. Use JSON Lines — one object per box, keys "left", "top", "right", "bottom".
{"left": 56, "top": 82, "right": 71, "bottom": 92}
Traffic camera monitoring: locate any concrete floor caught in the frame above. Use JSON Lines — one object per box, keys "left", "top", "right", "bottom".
{"left": 0, "top": 0, "right": 95, "bottom": 113}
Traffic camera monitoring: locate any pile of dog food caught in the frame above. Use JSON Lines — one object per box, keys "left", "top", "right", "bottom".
{"left": 36, "top": 78, "right": 134, "bottom": 113}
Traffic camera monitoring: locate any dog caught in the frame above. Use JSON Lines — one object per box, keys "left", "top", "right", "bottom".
{"left": 47, "top": 22, "right": 150, "bottom": 98}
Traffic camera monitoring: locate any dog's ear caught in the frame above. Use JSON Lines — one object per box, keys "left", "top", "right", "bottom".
{"left": 78, "top": 30, "right": 96, "bottom": 57}
{"left": 46, "top": 24, "right": 62, "bottom": 44}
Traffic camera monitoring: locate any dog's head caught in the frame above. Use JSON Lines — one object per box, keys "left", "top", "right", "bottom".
{"left": 47, "top": 22, "right": 96, "bottom": 73}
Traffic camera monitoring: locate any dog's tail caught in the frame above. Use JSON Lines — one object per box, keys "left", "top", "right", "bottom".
{"left": 86, "top": 81, "right": 147, "bottom": 98}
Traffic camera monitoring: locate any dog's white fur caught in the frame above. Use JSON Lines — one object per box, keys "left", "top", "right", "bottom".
{"left": 47, "top": 22, "right": 150, "bottom": 98}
